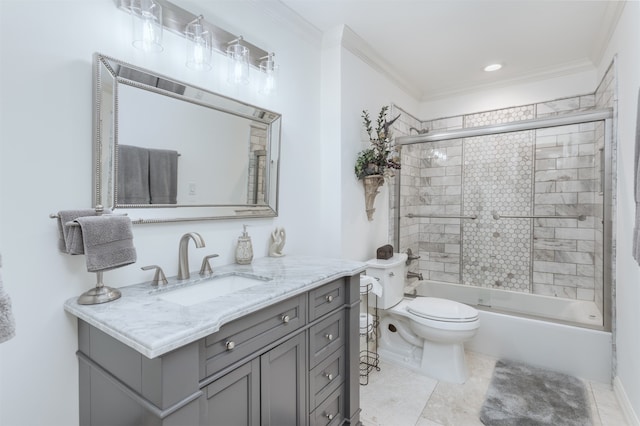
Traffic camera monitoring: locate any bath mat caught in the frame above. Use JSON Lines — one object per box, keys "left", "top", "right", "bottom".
{"left": 479, "top": 359, "right": 592, "bottom": 426}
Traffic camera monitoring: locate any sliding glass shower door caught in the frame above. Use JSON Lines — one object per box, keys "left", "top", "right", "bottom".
{"left": 396, "top": 116, "right": 609, "bottom": 328}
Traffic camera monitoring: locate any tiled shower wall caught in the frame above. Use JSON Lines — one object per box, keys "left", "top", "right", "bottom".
{"left": 246, "top": 123, "right": 268, "bottom": 205}
{"left": 391, "top": 88, "right": 611, "bottom": 312}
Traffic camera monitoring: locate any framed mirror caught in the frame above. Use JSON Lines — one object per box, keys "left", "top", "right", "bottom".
{"left": 93, "top": 53, "right": 281, "bottom": 223}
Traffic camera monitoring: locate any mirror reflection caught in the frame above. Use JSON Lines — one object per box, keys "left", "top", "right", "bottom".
{"left": 93, "top": 53, "right": 281, "bottom": 223}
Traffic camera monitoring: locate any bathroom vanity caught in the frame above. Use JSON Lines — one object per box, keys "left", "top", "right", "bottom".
{"left": 64, "top": 256, "right": 366, "bottom": 425}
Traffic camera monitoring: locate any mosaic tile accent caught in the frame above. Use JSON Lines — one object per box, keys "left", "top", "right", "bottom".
{"left": 462, "top": 131, "right": 534, "bottom": 291}
{"left": 464, "top": 105, "right": 535, "bottom": 128}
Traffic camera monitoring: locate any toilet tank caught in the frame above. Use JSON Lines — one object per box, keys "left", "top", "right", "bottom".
{"left": 365, "top": 252, "right": 408, "bottom": 309}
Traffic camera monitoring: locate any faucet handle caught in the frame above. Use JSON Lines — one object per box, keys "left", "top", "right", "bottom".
{"left": 405, "top": 248, "right": 421, "bottom": 265}
{"left": 200, "top": 254, "right": 219, "bottom": 275}
{"left": 141, "top": 265, "right": 168, "bottom": 286}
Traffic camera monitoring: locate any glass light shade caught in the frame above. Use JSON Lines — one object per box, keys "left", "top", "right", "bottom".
{"left": 185, "top": 20, "right": 212, "bottom": 70}
{"left": 226, "top": 43, "right": 250, "bottom": 85}
{"left": 131, "top": 0, "right": 163, "bottom": 52}
{"left": 484, "top": 63, "right": 502, "bottom": 72}
{"left": 258, "top": 54, "right": 278, "bottom": 95}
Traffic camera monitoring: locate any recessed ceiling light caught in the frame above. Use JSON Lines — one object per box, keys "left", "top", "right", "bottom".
{"left": 484, "top": 63, "right": 502, "bottom": 72}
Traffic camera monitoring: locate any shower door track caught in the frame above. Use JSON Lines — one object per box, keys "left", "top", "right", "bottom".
{"left": 395, "top": 109, "right": 612, "bottom": 146}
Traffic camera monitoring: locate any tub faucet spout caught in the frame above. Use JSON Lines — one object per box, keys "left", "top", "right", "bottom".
{"left": 177, "top": 232, "right": 206, "bottom": 280}
{"left": 407, "top": 271, "right": 423, "bottom": 280}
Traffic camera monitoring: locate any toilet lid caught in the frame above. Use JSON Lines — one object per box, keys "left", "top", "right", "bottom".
{"left": 406, "top": 297, "right": 478, "bottom": 322}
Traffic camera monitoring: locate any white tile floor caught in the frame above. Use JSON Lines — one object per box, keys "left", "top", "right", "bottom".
{"left": 360, "top": 351, "right": 628, "bottom": 426}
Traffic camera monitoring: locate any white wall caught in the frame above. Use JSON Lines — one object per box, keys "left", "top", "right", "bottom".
{"left": 339, "top": 38, "right": 420, "bottom": 261}
{"left": 598, "top": 2, "right": 640, "bottom": 421}
{"left": 0, "top": 1, "right": 326, "bottom": 425}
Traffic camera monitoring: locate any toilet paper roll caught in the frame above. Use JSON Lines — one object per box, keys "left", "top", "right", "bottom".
{"left": 360, "top": 275, "right": 383, "bottom": 297}
{"left": 359, "top": 312, "right": 374, "bottom": 335}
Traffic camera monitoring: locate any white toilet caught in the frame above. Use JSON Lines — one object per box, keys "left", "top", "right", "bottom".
{"left": 366, "top": 253, "right": 479, "bottom": 384}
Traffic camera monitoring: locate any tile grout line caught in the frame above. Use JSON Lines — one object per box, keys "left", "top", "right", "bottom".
{"left": 414, "top": 382, "right": 442, "bottom": 426}
{"left": 587, "top": 381, "right": 605, "bottom": 425}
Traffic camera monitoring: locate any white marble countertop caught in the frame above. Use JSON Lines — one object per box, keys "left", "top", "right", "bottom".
{"left": 64, "top": 256, "right": 366, "bottom": 359}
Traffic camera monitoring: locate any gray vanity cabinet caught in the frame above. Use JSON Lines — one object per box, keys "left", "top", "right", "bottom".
{"left": 201, "top": 358, "right": 260, "bottom": 426}
{"left": 201, "top": 332, "right": 306, "bottom": 426}
{"left": 75, "top": 274, "right": 361, "bottom": 425}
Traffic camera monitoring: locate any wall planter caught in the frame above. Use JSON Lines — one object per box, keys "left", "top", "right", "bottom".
{"left": 355, "top": 106, "right": 401, "bottom": 221}
{"left": 363, "top": 175, "right": 385, "bottom": 221}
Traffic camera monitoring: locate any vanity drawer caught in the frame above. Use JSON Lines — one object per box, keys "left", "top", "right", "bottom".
{"left": 310, "top": 387, "right": 344, "bottom": 426}
{"left": 309, "top": 347, "right": 345, "bottom": 410}
{"left": 309, "top": 279, "right": 345, "bottom": 321}
{"left": 309, "top": 310, "right": 345, "bottom": 368}
{"left": 202, "top": 294, "right": 306, "bottom": 378}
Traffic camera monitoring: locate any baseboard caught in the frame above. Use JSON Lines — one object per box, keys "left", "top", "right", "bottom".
{"left": 614, "top": 376, "right": 640, "bottom": 426}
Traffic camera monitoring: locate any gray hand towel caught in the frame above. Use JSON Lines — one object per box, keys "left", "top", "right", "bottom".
{"left": 149, "top": 148, "right": 178, "bottom": 204}
{"left": 118, "top": 145, "right": 150, "bottom": 205}
{"left": 74, "top": 216, "right": 137, "bottom": 272}
{"left": 634, "top": 89, "right": 640, "bottom": 265}
{"left": 0, "top": 254, "right": 16, "bottom": 343}
{"left": 57, "top": 209, "right": 112, "bottom": 254}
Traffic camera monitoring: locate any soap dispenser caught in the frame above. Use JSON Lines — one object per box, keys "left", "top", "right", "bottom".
{"left": 235, "top": 224, "right": 253, "bottom": 265}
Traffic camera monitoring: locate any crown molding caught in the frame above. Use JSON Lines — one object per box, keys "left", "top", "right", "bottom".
{"left": 248, "top": 0, "right": 323, "bottom": 48}
{"left": 340, "top": 25, "right": 423, "bottom": 98}
{"left": 590, "top": 1, "right": 626, "bottom": 66}
{"left": 420, "top": 58, "right": 596, "bottom": 102}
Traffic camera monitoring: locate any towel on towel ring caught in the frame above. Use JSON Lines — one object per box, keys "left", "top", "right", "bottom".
{"left": 74, "top": 215, "right": 137, "bottom": 272}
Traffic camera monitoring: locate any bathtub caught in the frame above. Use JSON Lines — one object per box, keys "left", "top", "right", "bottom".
{"left": 411, "top": 280, "right": 612, "bottom": 383}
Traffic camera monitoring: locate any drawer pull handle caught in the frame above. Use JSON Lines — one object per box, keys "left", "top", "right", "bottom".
{"left": 324, "top": 372, "right": 334, "bottom": 381}
{"left": 225, "top": 341, "right": 235, "bottom": 351}
{"left": 326, "top": 295, "right": 334, "bottom": 303}
{"left": 326, "top": 413, "right": 334, "bottom": 420}
{"left": 281, "top": 314, "right": 290, "bottom": 323}
{"left": 325, "top": 333, "right": 334, "bottom": 341}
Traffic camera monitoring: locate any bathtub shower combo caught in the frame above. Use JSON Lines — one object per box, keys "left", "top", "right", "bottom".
{"left": 381, "top": 98, "right": 615, "bottom": 383}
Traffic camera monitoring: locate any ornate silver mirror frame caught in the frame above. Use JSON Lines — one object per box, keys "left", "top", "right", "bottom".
{"left": 93, "top": 53, "right": 281, "bottom": 224}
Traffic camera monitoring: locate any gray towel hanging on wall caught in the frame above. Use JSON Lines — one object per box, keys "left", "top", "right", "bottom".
{"left": 0, "top": 253, "right": 16, "bottom": 343}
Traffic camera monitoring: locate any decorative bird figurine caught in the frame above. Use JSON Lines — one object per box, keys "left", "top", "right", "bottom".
{"left": 269, "top": 227, "right": 286, "bottom": 257}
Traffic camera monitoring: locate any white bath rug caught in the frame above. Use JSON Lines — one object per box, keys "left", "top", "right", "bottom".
{"left": 480, "top": 359, "right": 592, "bottom": 426}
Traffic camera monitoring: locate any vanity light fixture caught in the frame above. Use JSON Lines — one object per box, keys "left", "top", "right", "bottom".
{"left": 484, "top": 63, "right": 502, "bottom": 72}
{"left": 130, "top": 0, "right": 163, "bottom": 52}
{"left": 185, "top": 15, "right": 212, "bottom": 70}
{"left": 227, "top": 36, "right": 250, "bottom": 85}
{"left": 116, "top": 0, "right": 278, "bottom": 92}
{"left": 258, "top": 53, "right": 278, "bottom": 95}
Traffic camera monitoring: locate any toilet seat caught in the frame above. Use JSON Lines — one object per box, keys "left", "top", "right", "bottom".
{"left": 406, "top": 297, "right": 479, "bottom": 323}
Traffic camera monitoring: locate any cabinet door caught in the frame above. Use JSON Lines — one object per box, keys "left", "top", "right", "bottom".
{"left": 202, "top": 358, "right": 260, "bottom": 426}
{"left": 260, "top": 332, "right": 307, "bottom": 426}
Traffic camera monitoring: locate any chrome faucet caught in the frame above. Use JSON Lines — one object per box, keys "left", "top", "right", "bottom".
{"left": 177, "top": 232, "right": 206, "bottom": 280}
{"left": 407, "top": 271, "right": 423, "bottom": 280}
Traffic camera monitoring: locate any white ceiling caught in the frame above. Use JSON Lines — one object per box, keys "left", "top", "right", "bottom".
{"left": 276, "top": 0, "right": 625, "bottom": 101}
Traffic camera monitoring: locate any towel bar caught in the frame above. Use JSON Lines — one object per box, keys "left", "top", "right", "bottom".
{"left": 51, "top": 205, "right": 122, "bottom": 305}
{"left": 405, "top": 213, "right": 477, "bottom": 220}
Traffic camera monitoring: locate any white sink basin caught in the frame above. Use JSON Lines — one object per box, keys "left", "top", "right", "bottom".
{"left": 158, "top": 274, "right": 269, "bottom": 307}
